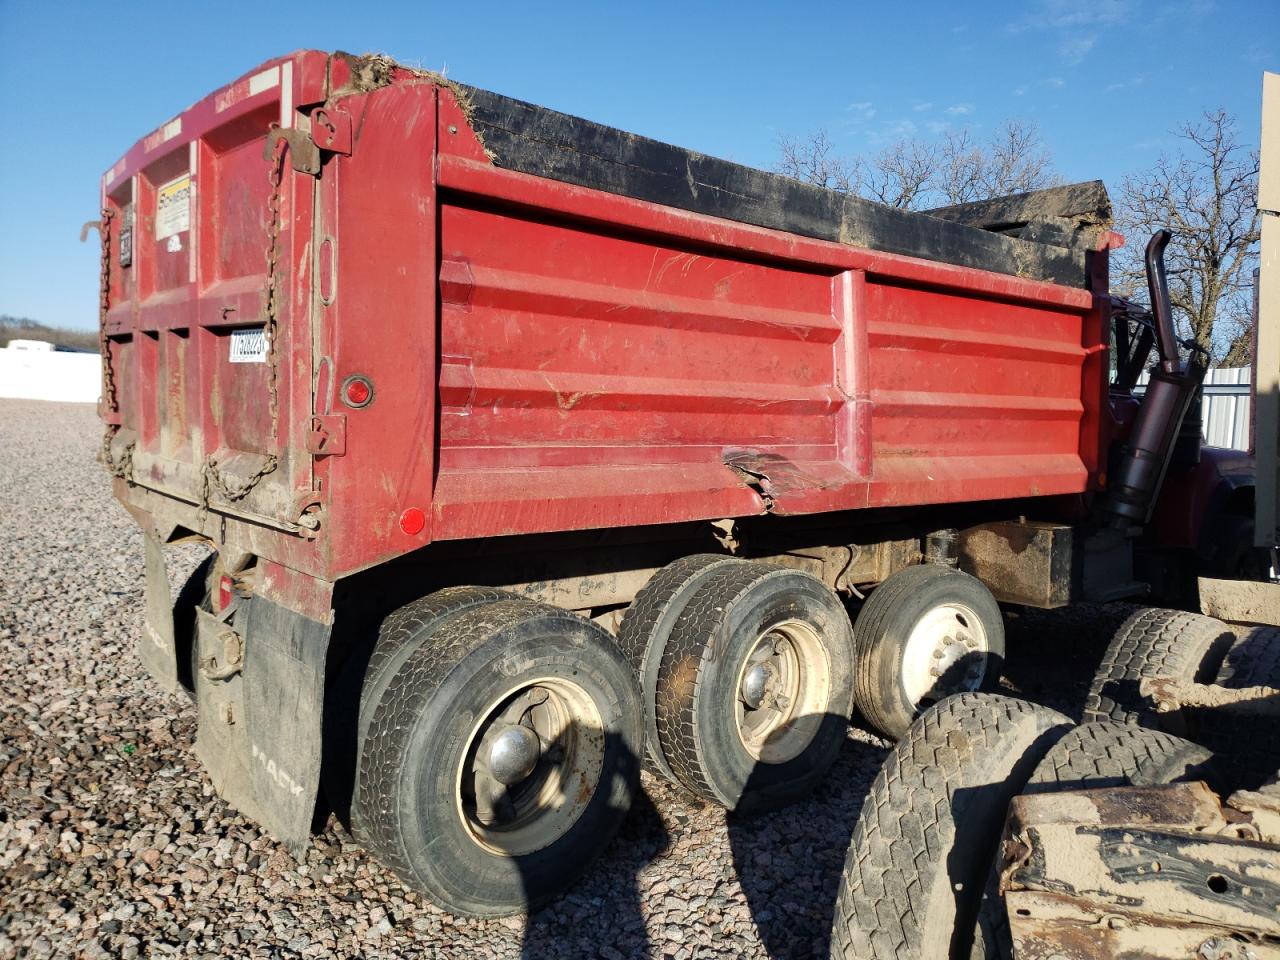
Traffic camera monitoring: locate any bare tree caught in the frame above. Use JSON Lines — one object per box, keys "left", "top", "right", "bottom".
{"left": 777, "top": 128, "right": 864, "bottom": 194}
{"left": 1114, "top": 109, "right": 1260, "bottom": 364}
{"left": 775, "top": 119, "right": 1058, "bottom": 210}
{"left": 979, "top": 120, "right": 1056, "bottom": 200}
{"left": 866, "top": 138, "right": 939, "bottom": 208}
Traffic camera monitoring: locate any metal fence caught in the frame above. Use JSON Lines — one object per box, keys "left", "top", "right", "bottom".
{"left": 1137, "top": 367, "right": 1251, "bottom": 451}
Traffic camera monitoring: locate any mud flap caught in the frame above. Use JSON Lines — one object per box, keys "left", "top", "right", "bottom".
{"left": 194, "top": 595, "right": 332, "bottom": 858}
{"left": 139, "top": 531, "right": 182, "bottom": 694}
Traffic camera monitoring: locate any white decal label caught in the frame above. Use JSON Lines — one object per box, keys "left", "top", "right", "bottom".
{"left": 155, "top": 174, "right": 191, "bottom": 240}
{"left": 229, "top": 327, "right": 268, "bottom": 363}
{"left": 248, "top": 67, "right": 280, "bottom": 96}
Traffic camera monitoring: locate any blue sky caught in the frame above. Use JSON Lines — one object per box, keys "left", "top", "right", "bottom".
{"left": 0, "top": 0, "right": 1275, "bottom": 331}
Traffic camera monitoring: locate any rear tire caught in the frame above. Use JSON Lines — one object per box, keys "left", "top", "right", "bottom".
{"left": 616, "top": 553, "right": 743, "bottom": 783}
{"left": 853, "top": 564, "right": 1006, "bottom": 740}
{"left": 830, "top": 693, "right": 1068, "bottom": 960}
{"left": 347, "top": 586, "right": 516, "bottom": 838}
{"left": 1084, "top": 607, "right": 1234, "bottom": 729}
{"left": 1025, "top": 720, "right": 1219, "bottom": 792}
{"left": 353, "top": 596, "right": 642, "bottom": 917}
{"left": 654, "top": 562, "right": 855, "bottom": 811}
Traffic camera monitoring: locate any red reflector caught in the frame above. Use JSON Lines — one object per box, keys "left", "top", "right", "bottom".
{"left": 399, "top": 507, "right": 426, "bottom": 536}
{"left": 342, "top": 375, "right": 373, "bottom": 408}
{"left": 218, "top": 575, "right": 234, "bottom": 611}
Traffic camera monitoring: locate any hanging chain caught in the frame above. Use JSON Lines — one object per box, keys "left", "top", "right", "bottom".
{"left": 200, "top": 137, "right": 290, "bottom": 519}
{"left": 97, "top": 208, "right": 135, "bottom": 481}
{"left": 262, "top": 136, "right": 288, "bottom": 439}
{"left": 98, "top": 208, "right": 118, "bottom": 412}
{"left": 203, "top": 455, "right": 279, "bottom": 503}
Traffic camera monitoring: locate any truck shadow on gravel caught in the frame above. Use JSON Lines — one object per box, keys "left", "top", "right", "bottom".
{"left": 727, "top": 727, "right": 890, "bottom": 960}
{"left": 519, "top": 780, "right": 669, "bottom": 960}
{"left": 997, "top": 603, "right": 1139, "bottom": 720}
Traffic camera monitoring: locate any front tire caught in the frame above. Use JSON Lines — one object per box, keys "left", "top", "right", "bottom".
{"left": 853, "top": 564, "right": 1006, "bottom": 740}
{"left": 353, "top": 595, "right": 642, "bottom": 917}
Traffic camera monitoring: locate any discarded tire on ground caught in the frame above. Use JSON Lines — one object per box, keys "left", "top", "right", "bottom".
{"left": 352, "top": 595, "right": 642, "bottom": 917}
{"left": 653, "top": 562, "right": 855, "bottom": 812}
{"left": 852, "top": 564, "right": 1006, "bottom": 740}
{"left": 1024, "top": 719, "right": 1219, "bottom": 793}
{"left": 830, "top": 693, "right": 1068, "bottom": 960}
{"left": 970, "top": 720, "right": 1219, "bottom": 958}
{"left": 616, "top": 553, "right": 744, "bottom": 783}
{"left": 1084, "top": 607, "right": 1234, "bottom": 730}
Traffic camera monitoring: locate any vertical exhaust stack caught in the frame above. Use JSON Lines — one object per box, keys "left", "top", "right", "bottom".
{"left": 1101, "top": 230, "right": 1208, "bottom": 527}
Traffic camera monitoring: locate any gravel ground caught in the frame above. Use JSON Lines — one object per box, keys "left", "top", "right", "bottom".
{"left": 0, "top": 399, "right": 1114, "bottom": 960}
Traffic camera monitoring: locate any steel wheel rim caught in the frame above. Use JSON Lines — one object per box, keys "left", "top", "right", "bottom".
{"left": 900, "top": 601, "right": 990, "bottom": 706}
{"left": 456, "top": 677, "right": 604, "bottom": 857}
{"left": 733, "top": 619, "right": 832, "bottom": 764}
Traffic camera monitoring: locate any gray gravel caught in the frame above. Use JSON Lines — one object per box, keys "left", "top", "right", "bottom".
{"left": 0, "top": 399, "right": 909, "bottom": 959}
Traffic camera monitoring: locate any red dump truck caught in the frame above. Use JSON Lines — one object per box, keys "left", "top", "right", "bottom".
{"left": 95, "top": 51, "right": 1264, "bottom": 916}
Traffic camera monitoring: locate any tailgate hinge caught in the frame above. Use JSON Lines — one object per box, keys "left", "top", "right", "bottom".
{"left": 263, "top": 108, "right": 352, "bottom": 177}
{"left": 307, "top": 414, "right": 346, "bottom": 456}
{"left": 311, "top": 108, "right": 352, "bottom": 156}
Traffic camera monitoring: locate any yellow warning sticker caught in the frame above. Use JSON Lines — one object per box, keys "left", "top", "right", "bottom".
{"left": 156, "top": 175, "right": 191, "bottom": 240}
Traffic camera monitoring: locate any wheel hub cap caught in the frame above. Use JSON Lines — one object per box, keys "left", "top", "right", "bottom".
{"left": 733, "top": 621, "right": 832, "bottom": 765}
{"left": 458, "top": 678, "right": 605, "bottom": 857}
{"left": 740, "top": 661, "right": 777, "bottom": 710}
{"left": 487, "top": 724, "right": 542, "bottom": 786}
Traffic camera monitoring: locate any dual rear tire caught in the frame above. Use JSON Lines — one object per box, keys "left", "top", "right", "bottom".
{"left": 618, "top": 559, "right": 857, "bottom": 812}
{"left": 351, "top": 591, "right": 642, "bottom": 917}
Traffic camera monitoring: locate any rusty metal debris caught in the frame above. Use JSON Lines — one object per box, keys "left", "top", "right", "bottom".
{"left": 1000, "top": 783, "right": 1280, "bottom": 959}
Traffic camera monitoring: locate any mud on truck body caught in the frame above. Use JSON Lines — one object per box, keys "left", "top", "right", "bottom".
{"left": 94, "top": 50, "right": 1265, "bottom": 915}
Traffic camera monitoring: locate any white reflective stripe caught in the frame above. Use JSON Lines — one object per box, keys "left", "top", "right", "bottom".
{"left": 249, "top": 66, "right": 280, "bottom": 96}
{"left": 280, "top": 61, "right": 293, "bottom": 129}
{"left": 161, "top": 118, "right": 181, "bottom": 143}
{"left": 188, "top": 141, "right": 198, "bottom": 283}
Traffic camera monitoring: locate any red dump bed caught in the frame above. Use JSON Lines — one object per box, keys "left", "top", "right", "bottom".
{"left": 99, "top": 51, "right": 1109, "bottom": 584}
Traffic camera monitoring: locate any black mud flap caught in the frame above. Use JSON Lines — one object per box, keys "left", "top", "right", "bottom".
{"left": 194, "top": 595, "right": 332, "bottom": 858}
{"left": 139, "top": 531, "right": 182, "bottom": 695}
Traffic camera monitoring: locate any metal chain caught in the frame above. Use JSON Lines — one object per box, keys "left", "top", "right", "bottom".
{"left": 262, "top": 137, "right": 288, "bottom": 440}
{"left": 96, "top": 208, "right": 135, "bottom": 481}
{"left": 98, "top": 208, "right": 118, "bottom": 413}
{"left": 200, "top": 138, "right": 289, "bottom": 517}
{"left": 203, "top": 454, "right": 280, "bottom": 503}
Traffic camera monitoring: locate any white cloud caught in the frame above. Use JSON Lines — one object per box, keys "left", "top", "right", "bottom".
{"left": 1059, "top": 35, "right": 1096, "bottom": 64}
{"left": 846, "top": 100, "right": 877, "bottom": 119}
{"left": 1045, "top": 77, "right": 1066, "bottom": 88}
{"left": 912, "top": 101, "right": 933, "bottom": 112}
{"left": 1005, "top": 0, "right": 1133, "bottom": 64}
{"left": 944, "top": 103, "right": 974, "bottom": 116}
{"left": 873, "top": 118, "right": 918, "bottom": 142}
{"left": 1007, "top": 0, "right": 1136, "bottom": 33}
